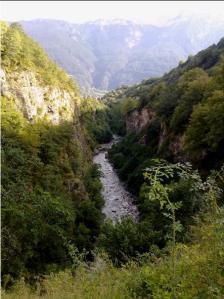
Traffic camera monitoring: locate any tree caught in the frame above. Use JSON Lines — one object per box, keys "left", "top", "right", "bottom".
{"left": 1, "top": 23, "right": 23, "bottom": 68}
{"left": 185, "top": 90, "right": 224, "bottom": 157}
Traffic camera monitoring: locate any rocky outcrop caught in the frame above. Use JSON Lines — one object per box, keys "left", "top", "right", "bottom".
{"left": 158, "top": 122, "right": 187, "bottom": 162}
{"left": 170, "top": 135, "right": 184, "bottom": 157}
{"left": 158, "top": 122, "right": 168, "bottom": 151}
{"left": 126, "top": 107, "right": 155, "bottom": 134}
{"left": 125, "top": 108, "right": 187, "bottom": 161}
{"left": 1, "top": 68, "right": 79, "bottom": 124}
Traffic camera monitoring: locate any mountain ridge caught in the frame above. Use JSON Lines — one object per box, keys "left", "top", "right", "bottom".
{"left": 20, "top": 16, "right": 224, "bottom": 95}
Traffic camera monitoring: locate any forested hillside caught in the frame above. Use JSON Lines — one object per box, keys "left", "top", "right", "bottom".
{"left": 1, "top": 21, "right": 111, "bottom": 285}
{"left": 106, "top": 37, "right": 224, "bottom": 191}
{"left": 1, "top": 22, "right": 224, "bottom": 299}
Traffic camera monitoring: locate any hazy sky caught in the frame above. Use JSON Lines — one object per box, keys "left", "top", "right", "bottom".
{"left": 1, "top": 1, "right": 224, "bottom": 25}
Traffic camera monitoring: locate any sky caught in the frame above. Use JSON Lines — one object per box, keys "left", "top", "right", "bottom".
{"left": 1, "top": 1, "right": 224, "bottom": 25}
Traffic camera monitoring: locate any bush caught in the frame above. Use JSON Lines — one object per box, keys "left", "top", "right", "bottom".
{"left": 1, "top": 99, "right": 104, "bottom": 282}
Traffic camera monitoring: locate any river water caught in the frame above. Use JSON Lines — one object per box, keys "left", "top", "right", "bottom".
{"left": 93, "top": 136, "right": 138, "bottom": 221}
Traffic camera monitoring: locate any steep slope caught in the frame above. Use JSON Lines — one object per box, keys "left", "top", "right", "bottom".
{"left": 0, "top": 20, "right": 82, "bottom": 123}
{"left": 99, "top": 40, "right": 224, "bottom": 275}
{"left": 1, "top": 22, "right": 224, "bottom": 299}
{"left": 106, "top": 38, "right": 224, "bottom": 193}
{"left": 20, "top": 16, "right": 224, "bottom": 95}
{"left": 1, "top": 22, "right": 107, "bottom": 281}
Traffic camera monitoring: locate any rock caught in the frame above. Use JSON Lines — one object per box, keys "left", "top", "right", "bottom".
{"left": 126, "top": 107, "right": 155, "bottom": 134}
{"left": 94, "top": 137, "right": 138, "bottom": 221}
{"left": 1, "top": 68, "right": 76, "bottom": 124}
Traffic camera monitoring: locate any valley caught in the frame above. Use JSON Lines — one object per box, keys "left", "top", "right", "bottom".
{"left": 1, "top": 18, "right": 224, "bottom": 299}
{"left": 21, "top": 16, "right": 224, "bottom": 96}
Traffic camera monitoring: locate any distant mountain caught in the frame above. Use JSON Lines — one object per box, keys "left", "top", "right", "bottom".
{"left": 21, "top": 16, "right": 224, "bottom": 95}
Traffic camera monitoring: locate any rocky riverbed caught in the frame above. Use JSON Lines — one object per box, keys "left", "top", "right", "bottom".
{"left": 93, "top": 136, "right": 138, "bottom": 221}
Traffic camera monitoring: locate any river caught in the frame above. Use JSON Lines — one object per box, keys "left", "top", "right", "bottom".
{"left": 93, "top": 136, "right": 138, "bottom": 221}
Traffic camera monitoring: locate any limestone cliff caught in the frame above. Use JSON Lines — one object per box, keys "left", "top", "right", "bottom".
{"left": 1, "top": 68, "right": 81, "bottom": 124}
{"left": 126, "top": 107, "right": 155, "bottom": 134}
{"left": 125, "top": 107, "right": 186, "bottom": 161}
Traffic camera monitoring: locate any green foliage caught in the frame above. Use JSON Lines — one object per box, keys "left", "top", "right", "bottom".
{"left": 2, "top": 21, "right": 224, "bottom": 298}
{"left": 140, "top": 160, "right": 206, "bottom": 240}
{"left": 170, "top": 68, "right": 212, "bottom": 132}
{"left": 100, "top": 41, "right": 224, "bottom": 272}
{"left": 122, "top": 97, "right": 139, "bottom": 114}
{"left": 1, "top": 22, "right": 79, "bottom": 92}
{"left": 143, "top": 160, "right": 203, "bottom": 297}
{"left": 1, "top": 24, "right": 109, "bottom": 285}
{"left": 2, "top": 189, "right": 75, "bottom": 279}
{"left": 106, "top": 101, "right": 126, "bottom": 135}
{"left": 107, "top": 41, "right": 224, "bottom": 174}
{"left": 98, "top": 218, "right": 157, "bottom": 265}
{"left": 108, "top": 133, "right": 156, "bottom": 194}
{"left": 80, "top": 97, "right": 112, "bottom": 148}
{"left": 75, "top": 199, "right": 103, "bottom": 251}
{"left": 1, "top": 98, "right": 104, "bottom": 283}
{"left": 2, "top": 207, "right": 224, "bottom": 299}
{"left": 103, "top": 88, "right": 143, "bottom": 136}
{"left": 102, "top": 157, "right": 215, "bottom": 265}
{"left": 185, "top": 90, "right": 224, "bottom": 160}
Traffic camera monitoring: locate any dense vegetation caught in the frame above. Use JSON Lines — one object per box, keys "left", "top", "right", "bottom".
{"left": 3, "top": 170, "right": 224, "bottom": 298}
{"left": 107, "top": 38, "right": 224, "bottom": 191}
{"left": 1, "top": 22, "right": 224, "bottom": 299}
{"left": 80, "top": 97, "right": 112, "bottom": 148}
{"left": 101, "top": 38, "right": 224, "bottom": 268}
{"left": 1, "top": 22, "right": 110, "bottom": 286}
{"left": 1, "top": 21, "right": 78, "bottom": 92}
{"left": 1, "top": 96, "right": 106, "bottom": 284}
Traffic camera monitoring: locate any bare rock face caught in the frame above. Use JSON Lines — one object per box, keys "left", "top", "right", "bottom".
{"left": 169, "top": 134, "right": 187, "bottom": 162}
{"left": 158, "top": 122, "right": 168, "bottom": 151}
{"left": 1, "top": 68, "right": 78, "bottom": 124}
{"left": 158, "top": 122, "right": 187, "bottom": 162}
{"left": 125, "top": 108, "right": 187, "bottom": 161}
{"left": 170, "top": 135, "right": 183, "bottom": 156}
{"left": 126, "top": 107, "right": 155, "bottom": 134}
